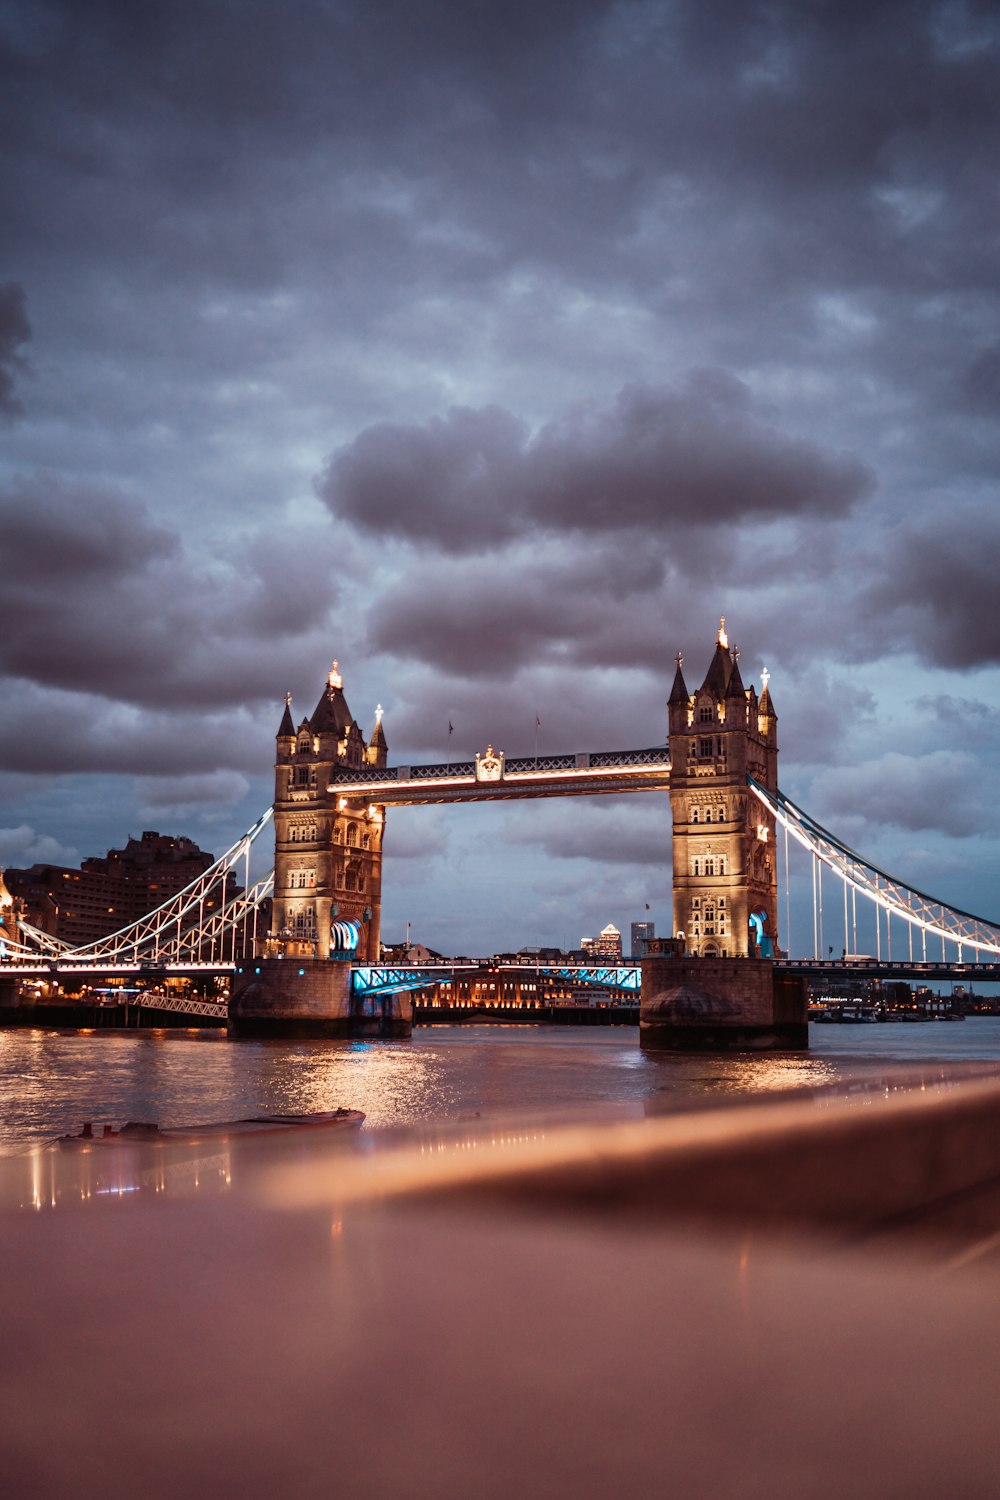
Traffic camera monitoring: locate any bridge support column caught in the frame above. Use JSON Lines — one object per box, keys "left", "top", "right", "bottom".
{"left": 229, "top": 958, "right": 412, "bottom": 1039}
{"left": 640, "top": 941, "right": 808, "bottom": 1052}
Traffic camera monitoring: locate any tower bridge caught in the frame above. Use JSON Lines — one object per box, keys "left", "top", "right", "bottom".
{"left": 5, "top": 618, "right": 1000, "bottom": 1048}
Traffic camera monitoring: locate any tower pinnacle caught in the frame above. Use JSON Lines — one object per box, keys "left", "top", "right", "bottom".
{"left": 717, "top": 617, "right": 728, "bottom": 649}
{"left": 328, "top": 660, "right": 343, "bottom": 691}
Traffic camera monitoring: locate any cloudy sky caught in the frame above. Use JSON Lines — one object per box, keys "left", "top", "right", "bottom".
{"left": 2, "top": 0, "right": 999, "bottom": 956}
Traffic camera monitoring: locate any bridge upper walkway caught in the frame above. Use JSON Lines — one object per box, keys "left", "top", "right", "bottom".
{"left": 328, "top": 747, "right": 671, "bottom": 804}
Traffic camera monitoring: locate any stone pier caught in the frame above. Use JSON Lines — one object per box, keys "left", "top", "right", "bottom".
{"left": 640, "top": 939, "right": 808, "bottom": 1051}
{"left": 229, "top": 957, "right": 413, "bottom": 1040}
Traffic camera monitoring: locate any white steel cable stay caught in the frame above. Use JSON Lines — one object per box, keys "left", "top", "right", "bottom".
{"left": 12, "top": 920, "right": 72, "bottom": 956}
{"left": 56, "top": 808, "right": 274, "bottom": 964}
{"left": 748, "top": 776, "right": 1000, "bottom": 959}
{"left": 171, "top": 871, "right": 274, "bottom": 965}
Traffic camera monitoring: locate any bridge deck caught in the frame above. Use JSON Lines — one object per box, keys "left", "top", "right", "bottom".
{"left": 328, "top": 747, "right": 671, "bottom": 805}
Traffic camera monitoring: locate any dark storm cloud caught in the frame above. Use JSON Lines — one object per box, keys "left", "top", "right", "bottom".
{"left": 0, "top": 281, "right": 31, "bottom": 417}
{"left": 812, "top": 750, "right": 995, "bottom": 839}
{"left": 960, "top": 345, "right": 1000, "bottom": 415}
{"left": 505, "top": 797, "right": 670, "bottom": 868}
{"left": 0, "top": 688, "right": 264, "bottom": 777}
{"left": 0, "top": 477, "right": 347, "bottom": 712}
{"left": 320, "top": 376, "right": 873, "bottom": 553}
{"left": 859, "top": 507, "right": 1000, "bottom": 669}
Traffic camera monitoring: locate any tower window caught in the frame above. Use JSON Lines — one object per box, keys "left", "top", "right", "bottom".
{"left": 704, "top": 809, "right": 712, "bottom": 824}
{"left": 297, "top": 766, "right": 309, "bottom": 785}
{"left": 346, "top": 824, "right": 358, "bottom": 848}
{"left": 699, "top": 706, "right": 713, "bottom": 723}
{"left": 691, "top": 808, "right": 699, "bottom": 823}
{"left": 699, "top": 738, "right": 713, "bottom": 758}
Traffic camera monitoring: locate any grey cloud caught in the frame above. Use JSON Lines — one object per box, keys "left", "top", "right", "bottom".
{"left": 811, "top": 750, "right": 992, "bottom": 839}
{"left": 136, "top": 772, "right": 251, "bottom": 810}
{"left": 0, "top": 479, "right": 349, "bottom": 710}
{"left": 321, "top": 377, "right": 873, "bottom": 553}
{"left": 0, "top": 282, "right": 30, "bottom": 418}
{"left": 960, "top": 345, "right": 1000, "bottom": 415}
{"left": 859, "top": 509, "right": 1000, "bottom": 669}
{"left": 505, "top": 797, "right": 670, "bottom": 868}
{"left": 0, "top": 823, "right": 79, "bottom": 868}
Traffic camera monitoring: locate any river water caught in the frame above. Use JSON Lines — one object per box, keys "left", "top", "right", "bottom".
{"left": 4, "top": 1017, "right": 1000, "bottom": 1154}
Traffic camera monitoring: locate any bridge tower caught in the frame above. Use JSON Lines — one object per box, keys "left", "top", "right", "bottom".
{"left": 230, "top": 661, "right": 402, "bottom": 1038}
{"left": 667, "top": 619, "right": 779, "bottom": 958}
{"left": 269, "top": 662, "right": 387, "bottom": 963}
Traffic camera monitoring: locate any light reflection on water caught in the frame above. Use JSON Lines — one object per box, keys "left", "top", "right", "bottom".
{"left": 4, "top": 1018, "right": 1000, "bottom": 1155}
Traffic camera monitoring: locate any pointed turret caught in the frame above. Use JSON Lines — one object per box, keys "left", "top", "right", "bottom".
{"left": 759, "top": 665, "right": 777, "bottom": 720}
{"left": 277, "top": 692, "right": 295, "bottom": 739}
{"left": 310, "top": 659, "right": 355, "bottom": 737}
{"left": 668, "top": 653, "right": 689, "bottom": 705}
{"left": 700, "top": 617, "right": 733, "bottom": 699}
{"left": 725, "top": 656, "right": 745, "bottom": 700}
{"left": 368, "top": 703, "right": 388, "bottom": 767}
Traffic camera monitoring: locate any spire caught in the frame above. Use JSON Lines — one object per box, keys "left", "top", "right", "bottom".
{"left": 759, "top": 666, "right": 777, "bottom": 718}
{"left": 700, "top": 618, "right": 733, "bottom": 699}
{"left": 277, "top": 691, "right": 295, "bottom": 738}
{"left": 668, "top": 651, "right": 689, "bottom": 705}
{"left": 370, "top": 703, "right": 387, "bottom": 750}
{"left": 725, "top": 656, "right": 746, "bottom": 699}
{"left": 310, "top": 656, "right": 354, "bottom": 735}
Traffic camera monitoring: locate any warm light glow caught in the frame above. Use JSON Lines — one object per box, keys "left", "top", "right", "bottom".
{"left": 717, "top": 616, "right": 728, "bottom": 648}
{"left": 328, "top": 659, "right": 343, "bottom": 690}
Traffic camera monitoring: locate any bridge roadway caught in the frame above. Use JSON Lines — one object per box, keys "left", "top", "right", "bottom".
{"left": 328, "top": 746, "right": 672, "bottom": 804}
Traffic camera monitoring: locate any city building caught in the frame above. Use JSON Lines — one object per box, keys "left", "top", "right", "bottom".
{"left": 4, "top": 831, "right": 217, "bottom": 947}
{"left": 581, "top": 923, "right": 623, "bottom": 962}
{"left": 630, "top": 920, "right": 655, "bottom": 959}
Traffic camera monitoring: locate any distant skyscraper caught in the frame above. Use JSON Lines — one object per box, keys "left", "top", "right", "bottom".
{"left": 581, "top": 923, "right": 622, "bottom": 962}
{"left": 630, "top": 920, "right": 655, "bottom": 959}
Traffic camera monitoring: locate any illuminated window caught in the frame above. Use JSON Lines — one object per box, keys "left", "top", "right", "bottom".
{"left": 346, "top": 825, "right": 358, "bottom": 848}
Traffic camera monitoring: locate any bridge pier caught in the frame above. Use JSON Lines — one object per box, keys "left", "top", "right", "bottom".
{"left": 639, "top": 941, "right": 808, "bottom": 1051}
{"left": 229, "top": 957, "right": 412, "bottom": 1039}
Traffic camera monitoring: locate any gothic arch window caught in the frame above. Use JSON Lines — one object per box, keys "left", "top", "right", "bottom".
{"left": 717, "top": 805, "right": 726, "bottom": 823}
{"left": 346, "top": 824, "right": 358, "bottom": 847}
{"left": 704, "top": 809, "right": 712, "bottom": 824}
{"left": 345, "top": 869, "right": 357, "bottom": 891}
{"left": 333, "top": 826, "right": 342, "bottom": 843}
{"left": 691, "top": 808, "right": 700, "bottom": 823}
{"left": 362, "top": 833, "right": 370, "bottom": 850}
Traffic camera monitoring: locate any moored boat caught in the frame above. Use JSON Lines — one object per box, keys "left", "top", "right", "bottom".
{"left": 57, "top": 1109, "right": 364, "bottom": 1147}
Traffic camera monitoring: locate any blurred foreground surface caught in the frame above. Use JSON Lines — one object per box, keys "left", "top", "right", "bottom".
{"left": 5, "top": 1066, "right": 1000, "bottom": 1498}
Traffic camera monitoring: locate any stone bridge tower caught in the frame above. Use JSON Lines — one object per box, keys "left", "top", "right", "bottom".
{"left": 667, "top": 620, "right": 779, "bottom": 958}
{"left": 269, "top": 661, "right": 387, "bottom": 964}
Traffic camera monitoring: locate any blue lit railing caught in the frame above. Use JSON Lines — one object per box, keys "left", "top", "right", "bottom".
{"left": 350, "top": 964, "right": 641, "bottom": 997}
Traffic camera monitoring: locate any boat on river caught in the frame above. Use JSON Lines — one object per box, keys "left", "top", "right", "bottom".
{"left": 57, "top": 1109, "right": 364, "bottom": 1147}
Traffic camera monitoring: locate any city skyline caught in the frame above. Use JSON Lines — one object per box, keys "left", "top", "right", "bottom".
{"left": 1, "top": 1, "right": 999, "bottom": 953}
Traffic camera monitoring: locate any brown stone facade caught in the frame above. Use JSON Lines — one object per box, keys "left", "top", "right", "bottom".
{"left": 269, "top": 664, "right": 387, "bottom": 965}
{"left": 640, "top": 945, "right": 808, "bottom": 1051}
{"left": 668, "top": 623, "right": 779, "bottom": 959}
